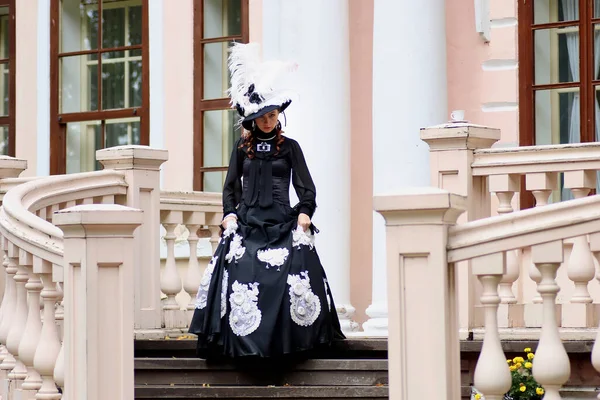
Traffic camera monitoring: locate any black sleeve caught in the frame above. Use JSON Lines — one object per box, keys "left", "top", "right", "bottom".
{"left": 222, "top": 137, "right": 244, "bottom": 217}
{"left": 290, "top": 139, "right": 317, "bottom": 218}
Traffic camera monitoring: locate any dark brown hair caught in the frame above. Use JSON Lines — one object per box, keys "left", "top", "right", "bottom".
{"left": 239, "top": 125, "right": 284, "bottom": 159}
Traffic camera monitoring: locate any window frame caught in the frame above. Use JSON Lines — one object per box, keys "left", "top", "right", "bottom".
{"left": 518, "top": 0, "right": 597, "bottom": 208}
{"left": 193, "top": 0, "right": 249, "bottom": 191}
{"left": 49, "top": 0, "right": 150, "bottom": 175}
{"left": 0, "top": 0, "right": 15, "bottom": 157}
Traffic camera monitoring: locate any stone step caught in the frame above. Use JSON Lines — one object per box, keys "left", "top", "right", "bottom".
{"left": 135, "top": 358, "right": 388, "bottom": 387}
{"left": 134, "top": 385, "right": 389, "bottom": 399}
{"left": 134, "top": 338, "right": 388, "bottom": 359}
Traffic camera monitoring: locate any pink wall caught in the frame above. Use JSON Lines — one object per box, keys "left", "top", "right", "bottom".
{"left": 349, "top": 0, "right": 374, "bottom": 326}
{"left": 446, "top": 0, "right": 518, "bottom": 145}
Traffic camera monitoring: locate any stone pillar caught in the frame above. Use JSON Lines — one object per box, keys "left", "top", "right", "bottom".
{"left": 420, "top": 124, "right": 500, "bottom": 336}
{"left": 96, "top": 146, "right": 168, "bottom": 332}
{"left": 54, "top": 204, "right": 142, "bottom": 400}
{"left": 365, "top": 0, "right": 449, "bottom": 335}
{"left": 262, "top": 0, "right": 357, "bottom": 332}
{"left": 374, "top": 189, "right": 466, "bottom": 399}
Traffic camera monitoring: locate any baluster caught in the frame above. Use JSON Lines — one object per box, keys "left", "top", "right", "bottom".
{"left": 524, "top": 173, "right": 557, "bottom": 327}
{"left": 0, "top": 240, "right": 16, "bottom": 397}
{"left": 160, "top": 210, "right": 186, "bottom": 328}
{"left": 6, "top": 245, "right": 29, "bottom": 387}
{"left": 472, "top": 253, "right": 512, "bottom": 400}
{"left": 18, "top": 250, "right": 43, "bottom": 392}
{"left": 54, "top": 341, "right": 64, "bottom": 399}
{"left": 489, "top": 174, "right": 523, "bottom": 327}
{"left": 182, "top": 211, "right": 203, "bottom": 314}
{"left": 0, "top": 250, "right": 9, "bottom": 364}
{"left": 562, "top": 170, "right": 596, "bottom": 328}
{"left": 206, "top": 212, "right": 223, "bottom": 253}
{"left": 588, "top": 232, "right": 600, "bottom": 399}
{"left": 531, "top": 240, "right": 570, "bottom": 399}
{"left": 33, "top": 269, "right": 61, "bottom": 400}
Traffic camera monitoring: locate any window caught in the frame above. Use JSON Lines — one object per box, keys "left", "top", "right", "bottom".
{"left": 0, "top": 0, "right": 14, "bottom": 157}
{"left": 50, "top": 0, "right": 149, "bottom": 174}
{"left": 518, "top": 0, "right": 600, "bottom": 206}
{"left": 519, "top": 0, "right": 600, "bottom": 146}
{"left": 193, "top": 0, "right": 249, "bottom": 191}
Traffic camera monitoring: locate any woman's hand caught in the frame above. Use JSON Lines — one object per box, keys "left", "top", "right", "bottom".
{"left": 297, "top": 213, "right": 311, "bottom": 232}
{"left": 223, "top": 215, "right": 237, "bottom": 229}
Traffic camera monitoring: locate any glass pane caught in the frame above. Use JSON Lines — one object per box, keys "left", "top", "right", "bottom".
{"left": 203, "top": 0, "right": 242, "bottom": 39}
{"left": 203, "top": 109, "right": 240, "bottom": 168}
{"left": 105, "top": 118, "right": 140, "bottom": 148}
{"left": 535, "top": 88, "right": 579, "bottom": 145}
{"left": 0, "top": 63, "right": 8, "bottom": 117}
{"left": 102, "top": 51, "right": 125, "bottom": 110}
{"left": 535, "top": 27, "right": 578, "bottom": 85}
{"left": 129, "top": 49, "right": 142, "bottom": 108}
{"left": 534, "top": 0, "right": 578, "bottom": 24}
{"left": 203, "top": 41, "right": 232, "bottom": 100}
{"left": 594, "top": 25, "right": 600, "bottom": 79}
{"left": 66, "top": 120, "right": 102, "bottom": 174}
{"left": 203, "top": 171, "right": 228, "bottom": 193}
{"left": 60, "top": 54, "right": 98, "bottom": 113}
{"left": 595, "top": 0, "right": 600, "bottom": 18}
{"left": 0, "top": 125, "right": 9, "bottom": 156}
{"left": 61, "top": 0, "right": 97, "bottom": 53}
{"left": 102, "top": 4, "right": 125, "bottom": 48}
{"left": 0, "top": 8, "right": 9, "bottom": 60}
{"left": 128, "top": 4, "right": 142, "bottom": 45}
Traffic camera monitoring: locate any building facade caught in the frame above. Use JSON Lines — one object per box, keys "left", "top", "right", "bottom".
{"left": 3, "top": 0, "right": 557, "bottom": 332}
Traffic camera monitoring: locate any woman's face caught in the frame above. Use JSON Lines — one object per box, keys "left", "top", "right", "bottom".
{"left": 255, "top": 110, "right": 280, "bottom": 133}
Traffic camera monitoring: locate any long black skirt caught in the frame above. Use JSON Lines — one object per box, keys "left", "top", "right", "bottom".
{"left": 188, "top": 202, "right": 345, "bottom": 359}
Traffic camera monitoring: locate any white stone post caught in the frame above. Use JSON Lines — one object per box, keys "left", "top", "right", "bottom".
{"left": 96, "top": 146, "right": 168, "bottom": 332}
{"left": 262, "top": 0, "right": 356, "bottom": 332}
{"left": 374, "top": 188, "right": 466, "bottom": 399}
{"left": 420, "top": 124, "right": 499, "bottom": 337}
{"left": 365, "top": 0, "right": 449, "bottom": 335}
{"left": 54, "top": 204, "right": 142, "bottom": 400}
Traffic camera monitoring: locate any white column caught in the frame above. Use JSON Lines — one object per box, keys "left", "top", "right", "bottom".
{"left": 262, "top": 0, "right": 357, "bottom": 332}
{"left": 364, "top": 0, "right": 448, "bottom": 335}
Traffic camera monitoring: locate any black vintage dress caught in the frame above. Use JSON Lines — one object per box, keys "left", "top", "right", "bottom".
{"left": 188, "top": 133, "right": 345, "bottom": 359}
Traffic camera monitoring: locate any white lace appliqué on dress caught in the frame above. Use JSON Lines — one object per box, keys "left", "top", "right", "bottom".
{"left": 195, "top": 256, "right": 218, "bottom": 309}
{"left": 221, "top": 270, "right": 229, "bottom": 318}
{"left": 257, "top": 248, "right": 289, "bottom": 270}
{"left": 287, "top": 271, "right": 321, "bottom": 327}
{"left": 225, "top": 233, "right": 246, "bottom": 263}
{"left": 292, "top": 228, "right": 315, "bottom": 250}
{"left": 229, "top": 281, "right": 262, "bottom": 336}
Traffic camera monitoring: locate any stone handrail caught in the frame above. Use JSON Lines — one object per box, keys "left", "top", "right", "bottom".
{"left": 0, "top": 170, "right": 127, "bottom": 264}
{"left": 158, "top": 190, "right": 223, "bottom": 330}
{"left": 448, "top": 194, "right": 600, "bottom": 262}
{"left": 472, "top": 142, "right": 600, "bottom": 175}
{"left": 375, "top": 188, "right": 600, "bottom": 399}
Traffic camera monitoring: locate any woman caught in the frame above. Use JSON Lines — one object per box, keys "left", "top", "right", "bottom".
{"left": 188, "top": 42, "right": 345, "bottom": 359}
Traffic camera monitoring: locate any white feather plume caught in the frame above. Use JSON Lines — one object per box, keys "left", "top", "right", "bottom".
{"left": 227, "top": 42, "right": 297, "bottom": 119}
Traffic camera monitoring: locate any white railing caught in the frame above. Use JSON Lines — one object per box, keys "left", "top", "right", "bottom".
{"left": 423, "top": 124, "right": 600, "bottom": 335}
{"left": 0, "top": 145, "right": 166, "bottom": 400}
{"left": 376, "top": 188, "right": 600, "bottom": 400}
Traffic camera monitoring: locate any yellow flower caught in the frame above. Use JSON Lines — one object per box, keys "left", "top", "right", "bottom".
{"left": 509, "top": 365, "right": 517, "bottom": 371}
{"left": 513, "top": 356, "right": 525, "bottom": 363}
{"left": 515, "top": 363, "right": 522, "bottom": 369}
{"left": 475, "top": 394, "right": 482, "bottom": 400}
{"left": 524, "top": 347, "right": 531, "bottom": 353}
{"left": 536, "top": 387, "right": 544, "bottom": 395}
{"left": 507, "top": 359, "right": 512, "bottom": 364}
{"left": 525, "top": 362, "right": 533, "bottom": 369}
{"left": 520, "top": 386, "right": 527, "bottom": 392}
{"left": 528, "top": 353, "right": 535, "bottom": 360}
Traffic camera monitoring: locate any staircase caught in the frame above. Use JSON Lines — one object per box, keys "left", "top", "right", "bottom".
{"left": 134, "top": 338, "right": 389, "bottom": 399}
